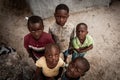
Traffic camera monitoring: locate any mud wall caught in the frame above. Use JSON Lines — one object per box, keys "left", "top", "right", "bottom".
{"left": 26, "top": 0, "right": 111, "bottom": 18}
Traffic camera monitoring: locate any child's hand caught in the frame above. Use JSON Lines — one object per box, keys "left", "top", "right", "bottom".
{"left": 66, "top": 54, "right": 72, "bottom": 64}
{"left": 68, "top": 48, "right": 74, "bottom": 54}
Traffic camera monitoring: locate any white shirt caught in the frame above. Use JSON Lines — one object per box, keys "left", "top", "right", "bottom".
{"left": 49, "top": 22, "right": 75, "bottom": 52}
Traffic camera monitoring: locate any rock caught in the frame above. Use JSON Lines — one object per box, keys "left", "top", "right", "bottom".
{"left": 0, "top": 52, "right": 35, "bottom": 80}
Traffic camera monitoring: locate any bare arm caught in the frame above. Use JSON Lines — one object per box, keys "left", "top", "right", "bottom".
{"left": 57, "top": 67, "right": 63, "bottom": 78}
{"left": 34, "top": 67, "right": 42, "bottom": 80}
{"left": 75, "top": 44, "right": 93, "bottom": 53}
{"left": 49, "top": 29, "right": 56, "bottom": 43}
{"left": 27, "top": 49, "right": 37, "bottom": 63}
{"left": 69, "top": 28, "right": 75, "bottom": 48}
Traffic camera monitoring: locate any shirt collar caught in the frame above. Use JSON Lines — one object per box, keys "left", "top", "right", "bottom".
{"left": 55, "top": 21, "right": 68, "bottom": 28}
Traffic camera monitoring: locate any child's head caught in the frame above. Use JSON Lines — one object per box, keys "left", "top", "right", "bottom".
{"left": 66, "top": 57, "right": 90, "bottom": 78}
{"left": 44, "top": 43, "right": 60, "bottom": 68}
{"left": 27, "top": 15, "right": 44, "bottom": 40}
{"left": 76, "top": 23, "right": 88, "bottom": 40}
{"left": 54, "top": 4, "right": 69, "bottom": 26}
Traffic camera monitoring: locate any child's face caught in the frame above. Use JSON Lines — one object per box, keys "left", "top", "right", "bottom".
{"left": 66, "top": 60, "right": 85, "bottom": 78}
{"left": 45, "top": 47, "right": 60, "bottom": 68}
{"left": 76, "top": 25, "right": 88, "bottom": 40}
{"left": 29, "top": 23, "right": 43, "bottom": 40}
{"left": 54, "top": 9, "right": 69, "bottom": 26}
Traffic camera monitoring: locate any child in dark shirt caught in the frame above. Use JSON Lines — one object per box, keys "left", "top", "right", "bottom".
{"left": 24, "top": 16, "right": 54, "bottom": 62}
{"left": 61, "top": 57, "right": 90, "bottom": 80}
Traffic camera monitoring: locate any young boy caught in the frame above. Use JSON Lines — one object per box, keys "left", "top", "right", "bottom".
{"left": 34, "top": 43, "right": 65, "bottom": 80}
{"left": 49, "top": 4, "right": 75, "bottom": 59}
{"left": 24, "top": 16, "right": 54, "bottom": 62}
{"left": 72, "top": 23, "right": 93, "bottom": 60}
{"left": 61, "top": 57, "right": 90, "bottom": 80}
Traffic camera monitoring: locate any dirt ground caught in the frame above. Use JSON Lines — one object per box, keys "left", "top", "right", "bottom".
{"left": 0, "top": 0, "right": 120, "bottom": 80}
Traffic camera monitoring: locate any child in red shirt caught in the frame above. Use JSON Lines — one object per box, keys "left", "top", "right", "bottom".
{"left": 24, "top": 16, "right": 54, "bottom": 62}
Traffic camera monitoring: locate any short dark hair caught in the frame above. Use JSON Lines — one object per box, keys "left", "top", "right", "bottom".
{"left": 74, "top": 57, "right": 90, "bottom": 72}
{"left": 55, "top": 4, "right": 69, "bottom": 13}
{"left": 76, "top": 23, "right": 88, "bottom": 30}
{"left": 45, "top": 43, "right": 60, "bottom": 54}
{"left": 27, "top": 15, "right": 44, "bottom": 28}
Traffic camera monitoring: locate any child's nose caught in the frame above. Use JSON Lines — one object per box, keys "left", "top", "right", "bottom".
{"left": 79, "top": 32, "right": 82, "bottom": 35}
{"left": 60, "top": 18, "right": 64, "bottom": 22}
{"left": 52, "top": 56, "right": 56, "bottom": 60}
{"left": 70, "top": 68, "right": 74, "bottom": 72}
{"left": 35, "top": 32, "right": 39, "bottom": 36}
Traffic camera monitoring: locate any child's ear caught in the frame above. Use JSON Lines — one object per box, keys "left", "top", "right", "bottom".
{"left": 42, "top": 26, "right": 44, "bottom": 30}
{"left": 86, "top": 31, "right": 88, "bottom": 34}
{"left": 28, "top": 26, "right": 31, "bottom": 31}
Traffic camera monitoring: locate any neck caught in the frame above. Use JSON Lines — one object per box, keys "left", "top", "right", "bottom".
{"left": 79, "top": 39, "right": 85, "bottom": 44}
{"left": 46, "top": 60, "right": 56, "bottom": 69}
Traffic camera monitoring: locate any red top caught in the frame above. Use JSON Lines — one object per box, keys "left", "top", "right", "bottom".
{"left": 24, "top": 32, "right": 54, "bottom": 58}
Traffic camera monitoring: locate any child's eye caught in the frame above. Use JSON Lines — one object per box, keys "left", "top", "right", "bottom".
{"left": 77, "top": 69, "right": 84, "bottom": 74}
{"left": 31, "top": 31, "right": 35, "bottom": 33}
{"left": 49, "top": 55, "right": 52, "bottom": 58}
{"left": 62, "top": 16, "right": 67, "bottom": 19}
{"left": 69, "top": 63, "right": 75, "bottom": 68}
{"left": 55, "top": 54, "right": 59, "bottom": 57}
{"left": 31, "top": 30, "right": 42, "bottom": 33}
{"left": 38, "top": 30, "right": 42, "bottom": 32}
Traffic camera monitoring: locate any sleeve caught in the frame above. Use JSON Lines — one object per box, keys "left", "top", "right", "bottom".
{"left": 59, "top": 58, "right": 65, "bottom": 67}
{"left": 35, "top": 58, "right": 43, "bottom": 68}
{"left": 72, "top": 38, "right": 79, "bottom": 49}
{"left": 88, "top": 36, "right": 94, "bottom": 46}
{"left": 48, "top": 34, "right": 55, "bottom": 43}
{"left": 48, "top": 26, "right": 56, "bottom": 43}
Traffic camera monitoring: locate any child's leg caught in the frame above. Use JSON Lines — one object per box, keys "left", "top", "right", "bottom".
{"left": 63, "top": 49, "right": 72, "bottom": 64}
{"left": 63, "top": 49, "right": 70, "bottom": 62}
{"left": 61, "top": 72, "right": 68, "bottom": 80}
{"left": 72, "top": 52, "right": 79, "bottom": 60}
{"left": 79, "top": 53, "right": 85, "bottom": 57}
{"left": 72, "top": 52, "right": 86, "bottom": 60}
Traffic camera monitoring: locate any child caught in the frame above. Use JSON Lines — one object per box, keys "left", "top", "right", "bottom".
{"left": 61, "top": 57, "right": 90, "bottom": 80}
{"left": 72, "top": 23, "right": 93, "bottom": 60}
{"left": 34, "top": 43, "right": 65, "bottom": 80}
{"left": 49, "top": 4, "right": 75, "bottom": 59}
{"left": 24, "top": 16, "right": 54, "bottom": 62}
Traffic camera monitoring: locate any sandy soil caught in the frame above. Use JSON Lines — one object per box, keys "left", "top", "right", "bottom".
{"left": 0, "top": 0, "right": 120, "bottom": 80}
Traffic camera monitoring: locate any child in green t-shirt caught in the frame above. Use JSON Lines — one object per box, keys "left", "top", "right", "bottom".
{"left": 64, "top": 23, "right": 93, "bottom": 61}
{"left": 72, "top": 23, "right": 93, "bottom": 59}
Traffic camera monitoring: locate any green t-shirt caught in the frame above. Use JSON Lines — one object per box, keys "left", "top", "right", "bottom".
{"left": 72, "top": 34, "right": 93, "bottom": 49}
